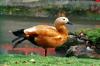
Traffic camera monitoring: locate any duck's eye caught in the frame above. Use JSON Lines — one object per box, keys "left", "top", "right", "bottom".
{"left": 63, "top": 19, "right": 65, "bottom": 20}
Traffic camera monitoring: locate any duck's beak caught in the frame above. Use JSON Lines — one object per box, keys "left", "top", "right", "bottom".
{"left": 67, "top": 21, "right": 73, "bottom": 25}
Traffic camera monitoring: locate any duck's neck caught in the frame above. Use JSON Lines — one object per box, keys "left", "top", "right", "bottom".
{"left": 55, "top": 24, "right": 68, "bottom": 35}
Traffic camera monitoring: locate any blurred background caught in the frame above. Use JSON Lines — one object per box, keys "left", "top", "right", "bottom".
{"left": 0, "top": 0, "right": 100, "bottom": 53}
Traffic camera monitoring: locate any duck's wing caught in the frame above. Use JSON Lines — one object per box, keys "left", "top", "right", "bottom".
{"left": 24, "top": 25, "right": 59, "bottom": 37}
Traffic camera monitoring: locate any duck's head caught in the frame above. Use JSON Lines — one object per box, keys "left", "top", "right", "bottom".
{"left": 54, "top": 17, "right": 72, "bottom": 25}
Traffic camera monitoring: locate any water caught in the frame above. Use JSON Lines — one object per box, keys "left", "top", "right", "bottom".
{"left": 0, "top": 15, "right": 99, "bottom": 44}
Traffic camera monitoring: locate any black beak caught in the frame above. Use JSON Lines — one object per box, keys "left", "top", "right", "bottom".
{"left": 67, "top": 21, "right": 73, "bottom": 25}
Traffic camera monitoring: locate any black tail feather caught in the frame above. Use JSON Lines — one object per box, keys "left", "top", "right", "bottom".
{"left": 12, "top": 29, "right": 37, "bottom": 48}
{"left": 12, "top": 29, "right": 25, "bottom": 37}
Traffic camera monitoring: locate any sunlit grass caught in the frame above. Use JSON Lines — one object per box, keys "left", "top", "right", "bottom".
{"left": 0, "top": 54, "right": 100, "bottom": 66}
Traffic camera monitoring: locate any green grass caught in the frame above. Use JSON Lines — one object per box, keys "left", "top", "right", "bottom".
{"left": 0, "top": 54, "right": 100, "bottom": 66}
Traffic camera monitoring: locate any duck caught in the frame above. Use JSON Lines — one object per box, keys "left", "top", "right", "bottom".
{"left": 12, "top": 17, "right": 72, "bottom": 56}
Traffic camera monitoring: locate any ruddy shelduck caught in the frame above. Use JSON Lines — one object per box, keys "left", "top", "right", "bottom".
{"left": 12, "top": 17, "right": 72, "bottom": 56}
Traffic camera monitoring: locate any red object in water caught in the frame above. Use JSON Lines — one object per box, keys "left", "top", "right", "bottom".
{"left": 96, "top": 0, "right": 100, "bottom": 2}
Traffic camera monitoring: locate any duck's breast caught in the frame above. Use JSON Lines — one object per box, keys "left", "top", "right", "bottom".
{"left": 35, "top": 34, "right": 68, "bottom": 48}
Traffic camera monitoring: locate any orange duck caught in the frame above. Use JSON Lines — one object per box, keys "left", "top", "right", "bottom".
{"left": 12, "top": 17, "right": 72, "bottom": 56}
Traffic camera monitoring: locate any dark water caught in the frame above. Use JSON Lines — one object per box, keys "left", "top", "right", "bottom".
{"left": 0, "top": 15, "right": 100, "bottom": 44}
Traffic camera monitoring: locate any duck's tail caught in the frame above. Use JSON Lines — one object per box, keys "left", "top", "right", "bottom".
{"left": 12, "top": 29, "right": 25, "bottom": 37}
{"left": 11, "top": 29, "right": 36, "bottom": 48}
{"left": 11, "top": 29, "right": 26, "bottom": 48}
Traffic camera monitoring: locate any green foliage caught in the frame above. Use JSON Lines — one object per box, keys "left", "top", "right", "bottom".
{"left": 44, "top": 7, "right": 59, "bottom": 17}
{"left": 0, "top": 6, "right": 31, "bottom": 16}
{"left": 71, "top": 7, "right": 87, "bottom": 16}
{"left": 0, "top": 5, "right": 100, "bottom": 20}
{"left": 84, "top": 28, "right": 100, "bottom": 44}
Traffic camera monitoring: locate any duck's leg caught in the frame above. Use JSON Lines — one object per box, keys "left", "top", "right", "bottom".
{"left": 44, "top": 48, "right": 48, "bottom": 56}
{"left": 12, "top": 37, "right": 21, "bottom": 43}
{"left": 13, "top": 38, "right": 26, "bottom": 48}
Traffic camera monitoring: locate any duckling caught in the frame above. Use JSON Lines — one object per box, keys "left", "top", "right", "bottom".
{"left": 12, "top": 17, "right": 72, "bottom": 56}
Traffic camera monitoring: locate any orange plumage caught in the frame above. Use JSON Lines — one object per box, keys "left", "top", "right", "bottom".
{"left": 24, "top": 17, "right": 70, "bottom": 48}
{"left": 25, "top": 25, "right": 68, "bottom": 48}
{"left": 12, "top": 17, "right": 72, "bottom": 56}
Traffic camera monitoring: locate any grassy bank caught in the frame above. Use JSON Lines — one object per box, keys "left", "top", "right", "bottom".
{"left": 0, "top": 54, "right": 100, "bottom": 66}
